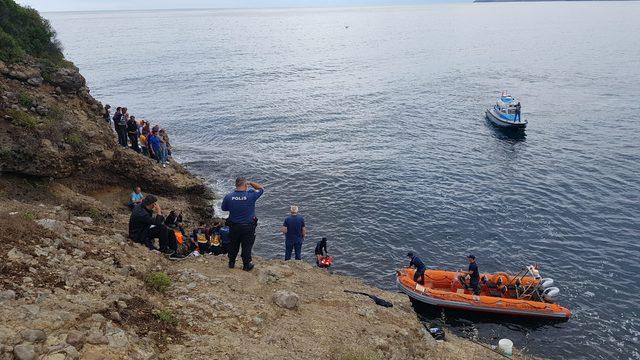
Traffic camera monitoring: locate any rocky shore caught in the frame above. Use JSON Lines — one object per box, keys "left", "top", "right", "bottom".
{"left": 0, "top": 5, "right": 533, "bottom": 358}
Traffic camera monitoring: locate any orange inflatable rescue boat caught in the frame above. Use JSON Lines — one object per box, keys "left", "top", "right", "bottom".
{"left": 397, "top": 266, "right": 571, "bottom": 320}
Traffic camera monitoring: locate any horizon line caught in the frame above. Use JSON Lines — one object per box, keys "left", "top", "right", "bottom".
{"left": 39, "top": 2, "right": 466, "bottom": 14}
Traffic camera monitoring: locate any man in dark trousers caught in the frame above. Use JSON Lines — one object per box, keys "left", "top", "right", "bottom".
{"left": 128, "top": 195, "right": 182, "bottom": 260}
{"left": 280, "top": 205, "right": 306, "bottom": 260}
{"left": 221, "top": 177, "right": 264, "bottom": 271}
{"left": 407, "top": 252, "right": 426, "bottom": 285}
{"left": 514, "top": 102, "right": 522, "bottom": 122}
{"left": 460, "top": 255, "right": 480, "bottom": 295}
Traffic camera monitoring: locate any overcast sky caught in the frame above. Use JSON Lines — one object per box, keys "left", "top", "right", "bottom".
{"left": 17, "top": 0, "right": 454, "bottom": 12}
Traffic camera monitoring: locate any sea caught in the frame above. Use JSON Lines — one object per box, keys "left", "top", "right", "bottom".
{"left": 45, "top": 3, "right": 640, "bottom": 359}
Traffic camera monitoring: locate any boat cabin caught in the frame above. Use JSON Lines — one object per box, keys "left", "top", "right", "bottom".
{"left": 495, "top": 91, "right": 521, "bottom": 116}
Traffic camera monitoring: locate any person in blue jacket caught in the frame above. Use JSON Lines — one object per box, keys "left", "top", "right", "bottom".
{"left": 280, "top": 205, "right": 306, "bottom": 260}
{"left": 407, "top": 252, "right": 426, "bottom": 285}
{"left": 221, "top": 177, "right": 264, "bottom": 271}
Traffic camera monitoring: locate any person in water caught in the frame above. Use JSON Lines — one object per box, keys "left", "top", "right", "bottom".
{"left": 280, "top": 205, "right": 306, "bottom": 260}
{"left": 221, "top": 177, "right": 264, "bottom": 271}
{"left": 460, "top": 255, "right": 480, "bottom": 295}
{"left": 514, "top": 102, "right": 522, "bottom": 122}
{"left": 407, "top": 252, "right": 426, "bottom": 285}
{"left": 314, "top": 237, "right": 328, "bottom": 266}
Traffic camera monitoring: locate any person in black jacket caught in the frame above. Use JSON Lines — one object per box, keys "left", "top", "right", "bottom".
{"left": 128, "top": 195, "right": 181, "bottom": 258}
{"left": 407, "top": 252, "right": 426, "bottom": 285}
{"left": 314, "top": 237, "right": 328, "bottom": 265}
{"left": 127, "top": 115, "right": 140, "bottom": 153}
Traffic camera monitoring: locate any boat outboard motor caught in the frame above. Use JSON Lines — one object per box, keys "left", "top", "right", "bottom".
{"left": 543, "top": 287, "right": 560, "bottom": 302}
{"left": 540, "top": 278, "right": 555, "bottom": 290}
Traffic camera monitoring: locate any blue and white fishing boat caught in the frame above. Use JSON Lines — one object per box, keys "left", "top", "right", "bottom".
{"left": 485, "top": 91, "right": 526, "bottom": 129}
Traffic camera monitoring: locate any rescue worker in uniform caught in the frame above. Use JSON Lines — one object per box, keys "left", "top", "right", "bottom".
{"left": 221, "top": 177, "right": 264, "bottom": 271}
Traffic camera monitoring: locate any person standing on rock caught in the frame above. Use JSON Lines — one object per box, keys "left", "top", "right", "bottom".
{"left": 280, "top": 205, "right": 306, "bottom": 261}
{"left": 127, "top": 115, "right": 140, "bottom": 153}
{"left": 102, "top": 104, "right": 111, "bottom": 124}
{"left": 114, "top": 106, "right": 128, "bottom": 147}
{"left": 221, "top": 177, "right": 264, "bottom": 271}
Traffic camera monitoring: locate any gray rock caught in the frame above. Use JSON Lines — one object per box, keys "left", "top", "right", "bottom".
{"left": 272, "top": 290, "right": 300, "bottom": 310}
{"left": 85, "top": 330, "right": 108, "bottom": 345}
{"left": 35, "top": 105, "right": 48, "bottom": 116}
{"left": 27, "top": 77, "right": 43, "bottom": 86}
{"left": 257, "top": 268, "right": 280, "bottom": 284}
{"left": 73, "top": 216, "right": 93, "bottom": 224}
{"left": 48, "top": 68, "right": 86, "bottom": 93}
{"left": 107, "top": 330, "right": 129, "bottom": 348}
{"left": 65, "top": 330, "right": 84, "bottom": 348}
{"left": 13, "top": 343, "right": 36, "bottom": 360}
{"left": 20, "top": 329, "right": 46, "bottom": 343}
{"left": 109, "top": 311, "right": 122, "bottom": 322}
{"left": 63, "top": 346, "right": 79, "bottom": 359}
{"left": 43, "top": 353, "right": 66, "bottom": 360}
{"left": 36, "top": 219, "right": 66, "bottom": 234}
{"left": 0, "top": 290, "right": 16, "bottom": 301}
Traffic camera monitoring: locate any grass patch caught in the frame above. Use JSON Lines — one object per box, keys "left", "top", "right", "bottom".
{"left": 84, "top": 207, "right": 105, "bottom": 223}
{"left": 144, "top": 271, "right": 172, "bottom": 292}
{"left": 155, "top": 309, "right": 178, "bottom": 325}
{"left": 18, "top": 93, "right": 34, "bottom": 108}
{"left": 7, "top": 110, "right": 38, "bottom": 128}
{"left": 22, "top": 211, "right": 35, "bottom": 221}
{"left": 64, "top": 133, "right": 86, "bottom": 149}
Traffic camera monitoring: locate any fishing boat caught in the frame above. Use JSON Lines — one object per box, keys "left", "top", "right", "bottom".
{"left": 485, "top": 91, "right": 526, "bottom": 129}
{"left": 396, "top": 265, "right": 571, "bottom": 320}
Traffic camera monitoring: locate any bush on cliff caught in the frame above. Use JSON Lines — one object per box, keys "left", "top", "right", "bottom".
{"left": 0, "top": 0, "right": 64, "bottom": 64}
{"left": 144, "top": 272, "right": 172, "bottom": 292}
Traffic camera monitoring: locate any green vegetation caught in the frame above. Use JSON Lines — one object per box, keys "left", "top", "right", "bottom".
{"left": 7, "top": 109, "right": 38, "bottom": 128}
{"left": 22, "top": 211, "right": 35, "bottom": 221}
{"left": 0, "top": 0, "right": 65, "bottom": 64}
{"left": 18, "top": 92, "right": 34, "bottom": 108}
{"left": 144, "top": 272, "right": 172, "bottom": 292}
{"left": 64, "top": 133, "right": 86, "bottom": 149}
{"left": 155, "top": 309, "right": 178, "bottom": 325}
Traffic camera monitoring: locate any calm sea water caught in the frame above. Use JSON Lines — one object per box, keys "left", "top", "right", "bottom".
{"left": 47, "top": 4, "right": 640, "bottom": 359}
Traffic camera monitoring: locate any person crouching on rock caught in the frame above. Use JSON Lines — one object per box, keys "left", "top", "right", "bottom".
{"left": 280, "top": 205, "right": 306, "bottom": 261}
{"left": 190, "top": 221, "right": 210, "bottom": 256}
{"left": 221, "top": 177, "right": 264, "bottom": 271}
{"left": 407, "top": 252, "right": 426, "bottom": 285}
{"left": 128, "top": 195, "right": 183, "bottom": 260}
{"left": 207, "top": 219, "right": 225, "bottom": 255}
{"left": 315, "top": 237, "right": 328, "bottom": 266}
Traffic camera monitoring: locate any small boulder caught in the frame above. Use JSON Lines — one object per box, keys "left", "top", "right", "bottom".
{"left": 0, "top": 290, "right": 16, "bottom": 301}
{"left": 20, "top": 329, "right": 46, "bottom": 343}
{"left": 85, "top": 330, "right": 108, "bottom": 345}
{"left": 48, "top": 68, "right": 86, "bottom": 93}
{"left": 73, "top": 216, "right": 93, "bottom": 224}
{"left": 36, "top": 219, "right": 66, "bottom": 234}
{"left": 65, "top": 330, "right": 85, "bottom": 348}
{"left": 13, "top": 343, "right": 37, "bottom": 360}
{"left": 27, "top": 77, "right": 43, "bottom": 86}
{"left": 272, "top": 290, "right": 299, "bottom": 310}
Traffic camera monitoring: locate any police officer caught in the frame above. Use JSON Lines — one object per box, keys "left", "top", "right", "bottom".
{"left": 221, "top": 177, "right": 264, "bottom": 271}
